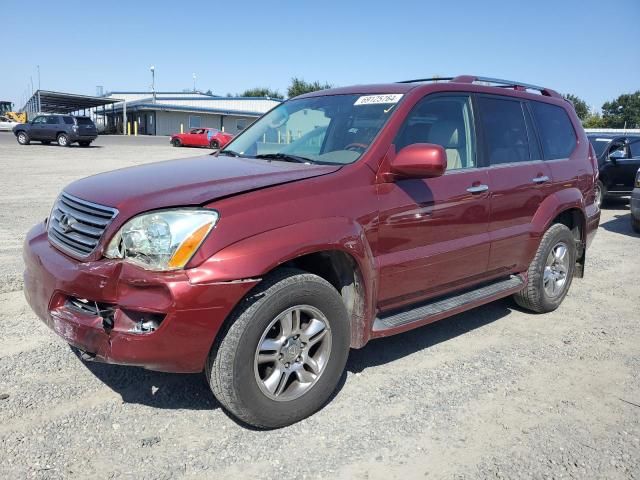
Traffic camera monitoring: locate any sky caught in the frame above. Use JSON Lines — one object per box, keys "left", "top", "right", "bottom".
{"left": 2, "top": 0, "right": 639, "bottom": 112}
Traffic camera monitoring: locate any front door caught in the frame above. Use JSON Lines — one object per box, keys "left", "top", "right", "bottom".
{"left": 376, "top": 94, "right": 491, "bottom": 310}
{"left": 29, "top": 116, "right": 47, "bottom": 140}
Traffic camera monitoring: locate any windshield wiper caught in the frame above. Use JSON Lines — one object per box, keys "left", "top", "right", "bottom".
{"left": 218, "top": 149, "right": 243, "bottom": 157}
{"left": 254, "top": 153, "right": 314, "bottom": 164}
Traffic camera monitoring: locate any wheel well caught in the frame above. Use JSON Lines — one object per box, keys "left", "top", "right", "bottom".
{"left": 280, "top": 250, "right": 366, "bottom": 347}
{"left": 551, "top": 208, "right": 585, "bottom": 277}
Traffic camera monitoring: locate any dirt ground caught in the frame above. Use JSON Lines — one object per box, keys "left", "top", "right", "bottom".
{"left": 0, "top": 132, "right": 638, "bottom": 479}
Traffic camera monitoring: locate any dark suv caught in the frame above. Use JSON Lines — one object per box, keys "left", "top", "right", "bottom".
{"left": 13, "top": 115, "right": 98, "bottom": 147}
{"left": 587, "top": 133, "right": 640, "bottom": 207}
{"left": 23, "top": 76, "right": 600, "bottom": 428}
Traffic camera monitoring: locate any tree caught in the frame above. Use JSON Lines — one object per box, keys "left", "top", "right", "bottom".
{"left": 601, "top": 91, "right": 640, "bottom": 129}
{"left": 287, "top": 77, "right": 333, "bottom": 98}
{"left": 583, "top": 113, "right": 606, "bottom": 129}
{"left": 563, "top": 94, "right": 589, "bottom": 121}
{"left": 204, "top": 89, "right": 213, "bottom": 96}
{"left": 239, "top": 87, "right": 284, "bottom": 99}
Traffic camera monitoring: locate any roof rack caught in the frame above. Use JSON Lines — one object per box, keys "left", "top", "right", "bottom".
{"left": 398, "top": 75, "right": 562, "bottom": 98}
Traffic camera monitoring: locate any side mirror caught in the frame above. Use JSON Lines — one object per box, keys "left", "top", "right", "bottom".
{"left": 609, "top": 150, "right": 625, "bottom": 162}
{"left": 391, "top": 143, "right": 447, "bottom": 178}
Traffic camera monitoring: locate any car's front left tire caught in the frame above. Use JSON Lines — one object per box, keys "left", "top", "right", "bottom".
{"left": 172, "top": 139, "right": 181, "bottom": 147}
{"left": 16, "top": 131, "right": 30, "bottom": 145}
{"left": 206, "top": 268, "right": 350, "bottom": 429}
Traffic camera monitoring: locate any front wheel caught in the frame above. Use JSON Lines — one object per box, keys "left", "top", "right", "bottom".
{"left": 57, "top": 133, "right": 71, "bottom": 147}
{"left": 209, "top": 139, "right": 219, "bottom": 149}
{"left": 172, "top": 138, "right": 182, "bottom": 147}
{"left": 16, "top": 131, "right": 30, "bottom": 145}
{"left": 595, "top": 180, "right": 606, "bottom": 209}
{"left": 514, "top": 223, "right": 576, "bottom": 313}
{"left": 206, "top": 269, "right": 350, "bottom": 428}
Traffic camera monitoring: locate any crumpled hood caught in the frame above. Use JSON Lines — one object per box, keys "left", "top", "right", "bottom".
{"left": 65, "top": 154, "right": 340, "bottom": 212}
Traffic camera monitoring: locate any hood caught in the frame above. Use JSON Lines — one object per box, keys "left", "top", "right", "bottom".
{"left": 65, "top": 154, "right": 340, "bottom": 213}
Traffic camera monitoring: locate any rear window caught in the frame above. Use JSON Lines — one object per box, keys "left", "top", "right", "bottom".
{"left": 63, "top": 116, "right": 75, "bottom": 125}
{"left": 477, "top": 96, "right": 532, "bottom": 165}
{"left": 76, "top": 117, "right": 94, "bottom": 126}
{"left": 530, "top": 102, "right": 576, "bottom": 159}
{"left": 629, "top": 137, "right": 640, "bottom": 157}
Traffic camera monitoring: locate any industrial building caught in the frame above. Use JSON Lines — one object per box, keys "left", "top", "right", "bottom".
{"left": 20, "top": 90, "right": 282, "bottom": 136}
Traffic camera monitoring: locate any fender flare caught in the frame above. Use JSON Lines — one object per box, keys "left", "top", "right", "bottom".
{"left": 530, "top": 188, "right": 586, "bottom": 240}
{"left": 189, "top": 217, "right": 378, "bottom": 347}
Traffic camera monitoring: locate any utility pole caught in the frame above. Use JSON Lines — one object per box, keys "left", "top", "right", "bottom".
{"left": 193, "top": 73, "right": 196, "bottom": 93}
{"left": 37, "top": 65, "right": 41, "bottom": 90}
{"left": 150, "top": 65, "right": 156, "bottom": 103}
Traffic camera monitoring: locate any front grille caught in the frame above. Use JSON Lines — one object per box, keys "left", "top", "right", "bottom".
{"left": 48, "top": 192, "right": 118, "bottom": 258}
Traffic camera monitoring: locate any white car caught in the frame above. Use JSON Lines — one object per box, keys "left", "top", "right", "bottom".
{"left": 0, "top": 116, "right": 19, "bottom": 132}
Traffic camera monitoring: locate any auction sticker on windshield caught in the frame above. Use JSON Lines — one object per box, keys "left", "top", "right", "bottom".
{"left": 354, "top": 94, "right": 403, "bottom": 106}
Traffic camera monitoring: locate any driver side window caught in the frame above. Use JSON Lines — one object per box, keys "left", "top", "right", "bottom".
{"left": 32, "top": 116, "right": 46, "bottom": 124}
{"left": 394, "top": 95, "right": 476, "bottom": 171}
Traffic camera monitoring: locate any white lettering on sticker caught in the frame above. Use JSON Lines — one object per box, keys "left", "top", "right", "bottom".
{"left": 354, "top": 94, "right": 403, "bottom": 106}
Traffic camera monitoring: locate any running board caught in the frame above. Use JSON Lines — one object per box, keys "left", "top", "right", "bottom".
{"left": 373, "top": 275, "right": 525, "bottom": 332}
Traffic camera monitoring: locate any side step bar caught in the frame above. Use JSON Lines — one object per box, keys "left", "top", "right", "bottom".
{"left": 373, "top": 275, "right": 525, "bottom": 332}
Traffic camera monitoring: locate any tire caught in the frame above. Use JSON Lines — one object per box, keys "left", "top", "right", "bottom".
{"left": 79, "top": 141, "right": 91, "bottom": 147}
{"left": 632, "top": 215, "right": 640, "bottom": 234}
{"left": 595, "top": 180, "right": 607, "bottom": 208}
{"left": 514, "top": 223, "right": 576, "bottom": 313}
{"left": 172, "top": 138, "right": 182, "bottom": 147}
{"left": 57, "top": 133, "right": 71, "bottom": 147}
{"left": 209, "top": 139, "right": 219, "bottom": 149}
{"left": 16, "top": 131, "right": 30, "bottom": 145}
{"left": 41, "top": 140, "right": 51, "bottom": 145}
{"left": 206, "top": 268, "right": 350, "bottom": 428}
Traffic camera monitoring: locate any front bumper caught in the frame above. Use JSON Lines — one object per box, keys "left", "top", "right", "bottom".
{"left": 23, "top": 222, "right": 258, "bottom": 373}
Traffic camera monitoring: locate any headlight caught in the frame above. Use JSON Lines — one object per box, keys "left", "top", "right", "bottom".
{"left": 105, "top": 209, "right": 219, "bottom": 271}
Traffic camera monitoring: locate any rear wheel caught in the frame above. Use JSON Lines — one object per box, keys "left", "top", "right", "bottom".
{"left": 206, "top": 269, "right": 350, "bottom": 428}
{"left": 595, "top": 180, "right": 606, "bottom": 208}
{"left": 514, "top": 223, "right": 576, "bottom": 313}
{"left": 209, "top": 139, "right": 219, "bottom": 149}
{"left": 16, "top": 131, "right": 30, "bottom": 145}
{"left": 57, "top": 133, "right": 71, "bottom": 147}
{"left": 172, "top": 138, "right": 182, "bottom": 147}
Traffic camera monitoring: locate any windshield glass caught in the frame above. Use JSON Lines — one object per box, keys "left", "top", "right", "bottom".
{"left": 221, "top": 94, "right": 402, "bottom": 164}
{"left": 588, "top": 136, "right": 613, "bottom": 157}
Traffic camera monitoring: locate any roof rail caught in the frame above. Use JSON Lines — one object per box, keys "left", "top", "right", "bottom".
{"left": 398, "top": 77, "right": 455, "bottom": 84}
{"left": 398, "top": 75, "right": 562, "bottom": 98}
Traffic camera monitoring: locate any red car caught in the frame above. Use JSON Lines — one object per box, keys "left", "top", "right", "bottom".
{"left": 170, "top": 127, "right": 234, "bottom": 149}
{"left": 24, "top": 75, "right": 600, "bottom": 428}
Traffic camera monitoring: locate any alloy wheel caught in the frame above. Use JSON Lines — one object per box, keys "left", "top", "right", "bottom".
{"left": 543, "top": 241, "right": 570, "bottom": 298}
{"left": 254, "top": 305, "right": 332, "bottom": 401}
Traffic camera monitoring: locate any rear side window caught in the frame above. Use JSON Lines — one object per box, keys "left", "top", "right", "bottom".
{"left": 477, "top": 96, "right": 531, "bottom": 165}
{"left": 76, "top": 117, "right": 94, "bottom": 126}
{"left": 46, "top": 116, "right": 59, "bottom": 124}
{"left": 63, "top": 116, "right": 75, "bottom": 125}
{"left": 530, "top": 102, "right": 576, "bottom": 159}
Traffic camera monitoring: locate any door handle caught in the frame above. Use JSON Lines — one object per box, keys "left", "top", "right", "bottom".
{"left": 532, "top": 175, "right": 550, "bottom": 184}
{"left": 466, "top": 184, "right": 489, "bottom": 193}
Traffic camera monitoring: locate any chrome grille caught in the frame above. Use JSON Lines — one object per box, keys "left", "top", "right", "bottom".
{"left": 48, "top": 192, "right": 118, "bottom": 258}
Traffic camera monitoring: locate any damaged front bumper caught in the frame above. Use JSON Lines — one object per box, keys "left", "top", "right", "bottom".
{"left": 23, "top": 222, "right": 258, "bottom": 373}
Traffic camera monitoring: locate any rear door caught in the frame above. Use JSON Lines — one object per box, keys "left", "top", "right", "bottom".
{"left": 376, "top": 93, "right": 491, "bottom": 310}
{"left": 477, "top": 95, "right": 553, "bottom": 275}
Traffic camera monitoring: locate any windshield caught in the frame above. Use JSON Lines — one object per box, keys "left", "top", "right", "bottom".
{"left": 588, "top": 136, "right": 613, "bottom": 157}
{"left": 221, "top": 94, "right": 402, "bottom": 164}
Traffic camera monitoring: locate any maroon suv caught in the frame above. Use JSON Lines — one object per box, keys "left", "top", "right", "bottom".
{"left": 23, "top": 76, "right": 600, "bottom": 428}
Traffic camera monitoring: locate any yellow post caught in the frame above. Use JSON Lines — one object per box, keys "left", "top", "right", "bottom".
{"left": 134, "top": 121, "right": 138, "bottom": 136}
{"left": 127, "top": 122, "right": 131, "bottom": 136}
{"left": 180, "top": 123, "right": 184, "bottom": 134}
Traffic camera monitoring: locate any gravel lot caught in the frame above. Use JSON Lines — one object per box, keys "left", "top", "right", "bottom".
{"left": 1, "top": 132, "right": 638, "bottom": 479}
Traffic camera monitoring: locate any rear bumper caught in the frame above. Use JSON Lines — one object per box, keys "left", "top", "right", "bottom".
{"left": 23, "top": 222, "right": 258, "bottom": 373}
{"left": 70, "top": 134, "right": 97, "bottom": 142}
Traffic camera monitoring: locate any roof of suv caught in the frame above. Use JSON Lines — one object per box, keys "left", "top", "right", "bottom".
{"left": 299, "top": 75, "right": 563, "bottom": 100}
